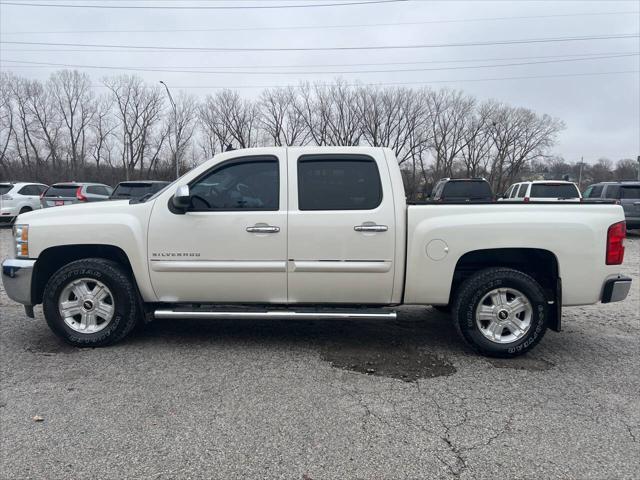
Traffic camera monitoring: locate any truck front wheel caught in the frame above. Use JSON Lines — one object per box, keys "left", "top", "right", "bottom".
{"left": 452, "top": 267, "right": 548, "bottom": 357}
{"left": 42, "top": 258, "right": 140, "bottom": 347}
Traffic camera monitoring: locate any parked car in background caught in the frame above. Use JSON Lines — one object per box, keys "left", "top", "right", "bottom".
{"left": 583, "top": 181, "right": 640, "bottom": 230}
{"left": 500, "top": 181, "right": 581, "bottom": 202}
{"left": 430, "top": 178, "right": 494, "bottom": 203}
{"left": 110, "top": 181, "right": 170, "bottom": 201}
{"left": 41, "top": 182, "right": 113, "bottom": 208}
{"left": 0, "top": 182, "right": 48, "bottom": 224}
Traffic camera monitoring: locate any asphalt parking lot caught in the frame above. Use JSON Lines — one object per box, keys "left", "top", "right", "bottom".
{"left": 1, "top": 227, "right": 638, "bottom": 480}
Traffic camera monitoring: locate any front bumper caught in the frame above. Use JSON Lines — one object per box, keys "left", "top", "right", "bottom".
{"left": 601, "top": 275, "right": 632, "bottom": 303}
{"left": 1, "top": 258, "right": 35, "bottom": 306}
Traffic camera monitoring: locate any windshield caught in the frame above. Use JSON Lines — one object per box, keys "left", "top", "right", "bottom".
{"left": 530, "top": 183, "right": 579, "bottom": 198}
{"left": 112, "top": 182, "right": 168, "bottom": 198}
{"left": 442, "top": 181, "right": 493, "bottom": 199}
{"left": 44, "top": 185, "right": 79, "bottom": 197}
{"left": 0, "top": 184, "right": 13, "bottom": 195}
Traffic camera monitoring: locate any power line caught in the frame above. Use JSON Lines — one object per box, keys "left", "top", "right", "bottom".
{"left": 1, "top": 51, "right": 634, "bottom": 69}
{"left": 2, "top": 33, "right": 638, "bottom": 52}
{"left": 82, "top": 70, "right": 640, "bottom": 90}
{"left": 2, "top": 10, "right": 636, "bottom": 35}
{"left": 2, "top": 53, "right": 636, "bottom": 75}
{"left": 0, "top": 0, "right": 406, "bottom": 9}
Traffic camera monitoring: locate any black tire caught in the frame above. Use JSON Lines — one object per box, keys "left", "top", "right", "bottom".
{"left": 452, "top": 267, "right": 548, "bottom": 358}
{"left": 42, "top": 258, "right": 140, "bottom": 347}
{"left": 19, "top": 207, "right": 32, "bottom": 214}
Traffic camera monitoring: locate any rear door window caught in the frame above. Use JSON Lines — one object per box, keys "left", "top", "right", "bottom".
{"left": 44, "top": 185, "right": 79, "bottom": 197}
{"left": 530, "top": 183, "right": 580, "bottom": 198}
{"left": 297, "top": 155, "right": 382, "bottom": 210}
{"left": 0, "top": 184, "right": 13, "bottom": 195}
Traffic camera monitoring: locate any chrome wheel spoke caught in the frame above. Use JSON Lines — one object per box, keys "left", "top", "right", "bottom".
{"left": 508, "top": 297, "right": 528, "bottom": 315}
{"left": 92, "top": 285, "right": 109, "bottom": 302}
{"left": 504, "top": 319, "right": 524, "bottom": 336}
{"left": 81, "top": 312, "right": 96, "bottom": 330}
{"left": 486, "top": 321, "right": 504, "bottom": 342}
{"left": 72, "top": 282, "right": 92, "bottom": 299}
{"left": 95, "top": 301, "right": 114, "bottom": 320}
{"left": 477, "top": 305, "right": 494, "bottom": 322}
{"left": 60, "top": 300, "right": 82, "bottom": 318}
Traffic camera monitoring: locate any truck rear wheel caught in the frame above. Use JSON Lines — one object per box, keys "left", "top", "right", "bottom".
{"left": 452, "top": 267, "right": 548, "bottom": 357}
{"left": 42, "top": 258, "right": 140, "bottom": 347}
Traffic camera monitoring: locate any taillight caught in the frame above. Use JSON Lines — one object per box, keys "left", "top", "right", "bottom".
{"left": 76, "top": 187, "right": 87, "bottom": 202}
{"left": 606, "top": 221, "right": 626, "bottom": 265}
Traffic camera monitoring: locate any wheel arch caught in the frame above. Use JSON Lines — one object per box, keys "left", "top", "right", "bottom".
{"left": 451, "top": 248, "right": 562, "bottom": 331}
{"left": 32, "top": 244, "right": 135, "bottom": 305}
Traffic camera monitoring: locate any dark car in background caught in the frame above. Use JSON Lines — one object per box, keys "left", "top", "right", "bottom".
{"left": 430, "top": 178, "right": 494, "bottom": 203}
{"left": 41, "top": 182, "right": 113, "bottom": 208}
{"left": 110, "top": 181, "right": 170, "bottom": 201}
{"left": 583, "top": 181, "right": 640, "bottom": 230}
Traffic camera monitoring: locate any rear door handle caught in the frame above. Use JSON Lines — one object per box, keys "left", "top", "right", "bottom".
{"left": 354, "top": 224, "right": 388, "bottom": 232}
{"left": 246, "top": 225, "right": 280, "bottom": 233}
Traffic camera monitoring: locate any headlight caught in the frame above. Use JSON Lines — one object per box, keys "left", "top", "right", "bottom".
{"left": 13, "top": 224, "right": 29, "bottom": 258}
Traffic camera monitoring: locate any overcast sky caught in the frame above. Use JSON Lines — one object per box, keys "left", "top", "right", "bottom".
{"left": 0, "top": 0, "right": 638, "bottom": 164}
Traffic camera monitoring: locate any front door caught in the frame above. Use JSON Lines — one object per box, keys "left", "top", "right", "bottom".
{"left": 148, "top": 151, "right": 288, "bottom": 303}
{"left": 286, "top": 148, "right": 397, "bottom": 304}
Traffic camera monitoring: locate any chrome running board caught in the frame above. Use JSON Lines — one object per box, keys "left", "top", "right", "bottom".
{"left": 154, "top": 309, "right": 397, "bottom": 320}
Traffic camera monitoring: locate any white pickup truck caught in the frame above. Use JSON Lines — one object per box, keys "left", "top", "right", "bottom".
{"left": 2, "top": 147, "right": 632, "bottom": 357}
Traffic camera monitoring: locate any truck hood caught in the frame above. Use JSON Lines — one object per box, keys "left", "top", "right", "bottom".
{"left": 18, "top": 200, "right": 136, "bottom": 225}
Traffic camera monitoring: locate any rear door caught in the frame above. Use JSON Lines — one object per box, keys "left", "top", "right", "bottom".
{"left": 287, "top": 148, "right": 396, "bottom": 304}
{"left": 17, "top": 184, "right": 43, "bottom": 210}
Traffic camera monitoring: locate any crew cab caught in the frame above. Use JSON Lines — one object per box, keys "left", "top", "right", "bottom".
{"left": 1, "top": 147, "right": 632, "bottom": 357}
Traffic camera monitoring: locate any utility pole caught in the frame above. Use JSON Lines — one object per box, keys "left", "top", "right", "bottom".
{"left": 578, "top": 156, "right": 584, "bottom": 189}
{"left": 159, "top": 81, "right": 179, "bottom": 179}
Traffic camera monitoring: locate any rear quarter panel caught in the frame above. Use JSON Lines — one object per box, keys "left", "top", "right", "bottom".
{"left": 405, "top": 203, "right": 627, "bottom": 306}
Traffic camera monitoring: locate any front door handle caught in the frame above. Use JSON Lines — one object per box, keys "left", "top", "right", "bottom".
{"left": 354, "top": 224, "right": 388, "bottom": 232}
{"left": 246, "top": 225, "right": 280, "bottom": 233}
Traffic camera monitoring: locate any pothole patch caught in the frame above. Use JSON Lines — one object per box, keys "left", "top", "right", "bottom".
{"left": 321, "top": 343, "right": 456, "bottom": 382}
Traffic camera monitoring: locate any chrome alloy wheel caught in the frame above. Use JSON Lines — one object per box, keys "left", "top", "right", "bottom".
{"left": 58, "top": 278, "right": 115, "bottom": 334}
{"left": 475, "top": 288, "right": 533, "bottom": 344}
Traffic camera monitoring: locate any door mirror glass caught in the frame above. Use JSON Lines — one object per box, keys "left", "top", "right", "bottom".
{"left": 172, "top": 185, "right": 191, "bottom": 209}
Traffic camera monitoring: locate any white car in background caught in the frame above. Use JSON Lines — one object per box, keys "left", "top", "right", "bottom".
{"left": 0, "top": 182, "right": 48, "bottom": 225}
{"left": 500, "top": 180, "right": 581, "bottom": 202}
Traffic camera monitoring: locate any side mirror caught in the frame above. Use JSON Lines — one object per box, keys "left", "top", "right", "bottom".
{"left": 172, "top": 184, "right": 191, "bottom": 210}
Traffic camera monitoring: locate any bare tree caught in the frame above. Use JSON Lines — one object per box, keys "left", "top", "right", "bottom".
{"left": 259, "top": 87, "right": 308, "bottom": 146}
{"left": 165, "top": 92, "right": 197, "bottom": 176}
{"left": 104, "top": 75, "right": 165, "bottom": 179}
{"left": 49, "top": 70, "right": 96, "bottom": 176}
{"left": 427, "top": 89, "right": 475, "bottom": 178}
{"left": 489, "top": 104, "right": 565, "bottom": 192}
